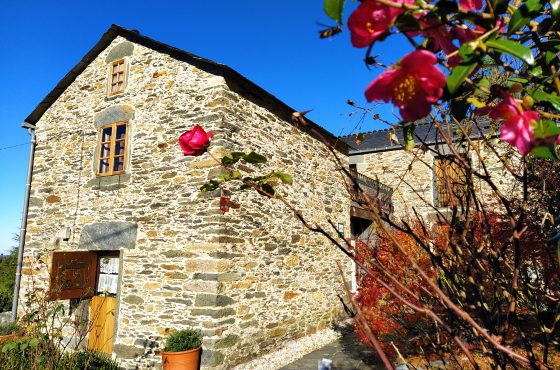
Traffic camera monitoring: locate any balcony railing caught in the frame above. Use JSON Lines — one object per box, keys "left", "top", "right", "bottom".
{"left": 350, "top": 170, "right": 393, "bottom": 215}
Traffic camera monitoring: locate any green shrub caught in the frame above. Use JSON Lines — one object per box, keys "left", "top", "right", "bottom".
{"left": 0, "top": 322, "right": 20, "bottom": 336}
{"left": 0, "top": 247, "right": 18, "bottom": 313}
{"left": 0, "top": 336, "right": 45, "bottom": 370}
{"left": 60, "top": 350, "right": 119, "bottom": 370}
{"left": 0, "top": 336, "right": 118, "bottom": 370}
{"left": 164, "top": 328, "right": 202, "bottom": 352}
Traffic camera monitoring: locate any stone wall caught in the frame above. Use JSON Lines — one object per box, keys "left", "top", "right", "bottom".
{"left": 19, "top": 34, "right": 351, "bottom": 369}
{"left": 205, "top": 83, "right": 351, "bottom": 367}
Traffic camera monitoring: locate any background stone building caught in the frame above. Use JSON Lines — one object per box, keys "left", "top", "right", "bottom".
{"left": 342, "top": 122, "right": 519, "bottom": 233}
{"left": 17, "top": 25, "right": 352, "bottom": 369}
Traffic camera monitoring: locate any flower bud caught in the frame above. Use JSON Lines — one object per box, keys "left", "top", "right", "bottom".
{"left": 522, "top": 95, "right": 534, "bottom": 110}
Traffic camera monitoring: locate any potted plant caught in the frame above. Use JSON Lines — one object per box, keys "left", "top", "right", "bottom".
{"left": 0, "top": 322, "right": 23, "bottom": 344}
{"left": 162, "top": 328, "right": 202, "bottom": 370}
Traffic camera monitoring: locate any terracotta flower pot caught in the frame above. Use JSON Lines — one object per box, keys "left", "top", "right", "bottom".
{"left": 162, "top": 346, "right": 201, "bottom": 370}
{"left": 0, "top": 332, "right": 23, "bottom": 344}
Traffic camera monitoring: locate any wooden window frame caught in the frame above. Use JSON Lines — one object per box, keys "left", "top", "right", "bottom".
{"left": 96, "top": 121, "right": 128, "bottom": 177}
{"left": 434, "top": 155, "right": 467, "bottom": 208}
{"left": 107, "top": 58, "right": 127, "bottom": 96}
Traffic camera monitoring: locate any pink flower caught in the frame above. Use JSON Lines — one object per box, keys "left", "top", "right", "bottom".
{"left": 348, "top": 0, "right": 409, "bottom": 47}
{"left": 178, "top": 125, "right": 213, "bottom": 156}
{"left": 421, "top": 17, "right": 457, "bottom": 55}
{"left": 365, "top": 50, "right": 446, "bottom": 121}
{"left": 417, "top": 16, "right": 462, "bottom": 66}
{"left": 488, "top": 93, "right": 537, "bottom": 155}
{"left": 418, "top": 16, "right": 480, "bottom": 67}
{"left": 459, "top": 0, "right": 483, "bottom": 11}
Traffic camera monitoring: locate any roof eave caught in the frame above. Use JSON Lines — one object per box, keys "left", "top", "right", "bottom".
{"left": 25, "top": 26, "right": 120, "bottom": 124}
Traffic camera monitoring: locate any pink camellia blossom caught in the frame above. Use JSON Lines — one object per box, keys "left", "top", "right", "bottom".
{"left": 178, "top": 124, "right": 213, "bottom": 156}
{"left": 417, "top": 16, "right": 463, "bottom": 67}
{"left": 348, "top": 0, "right": 410, "bottom": 48}
{"left": 415, "top": 16, "right": 480, "bottom": 67}
{"left": 459, "top": 0, "right": 483, "bottom": 11}
{"left": 365, "top": 50, "right": 446, "bottom": 121}
{"left": 487, "top": 93, "right": 538, "bottom": 155}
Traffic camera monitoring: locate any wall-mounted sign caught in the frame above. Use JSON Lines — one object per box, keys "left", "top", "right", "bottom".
{"left": 99, "top": 256, "right": 119, "bottom": 274}
{"left": 337, "top": 223, "right": 345, "bottom": 237}
{"left": 97, "top": 274, "right": 118, "bottom": 295}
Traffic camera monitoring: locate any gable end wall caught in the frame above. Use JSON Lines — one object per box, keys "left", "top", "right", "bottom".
{"left": 19, "top": 35, "right": 352, "bottom": 369}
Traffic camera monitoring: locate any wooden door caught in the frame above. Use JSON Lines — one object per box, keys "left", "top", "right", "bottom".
{"left": 88, "top": 295, "right": 116, "bottom": 354}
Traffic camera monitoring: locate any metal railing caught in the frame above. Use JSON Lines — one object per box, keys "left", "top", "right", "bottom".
{"left": 350, "top": 169, "right": 393, "bottom": 214}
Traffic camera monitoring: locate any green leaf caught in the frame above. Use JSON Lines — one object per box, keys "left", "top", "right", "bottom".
{"left": 403, "top": 124, "right": 416, "bottom": 151}
{"left": 221, "top": 152, "right": 246, "bottom": 165}
{"left": 473, "top": 77, "right": 490, "bottom": 96}
{"left": 458, "top": 42, "right": 476, "bottom": 63}
{"left": 546, "top": 50, "right": 559, "bottom": 64}
{"left": 509, "top": 0, "right": 545, "bottom": 34}
{"left": 218, "top": 171, "right": 241, "bottom": 182}
{"left": 508, "top": 77, "right": 529, "bottom": 84}
{"left": 532, "top": 145, "right": 559, "bottom": 160}
{"left": 508, "top": 3, "right": 530, "bottom": 33}
{"left": 4, "top": 342, "right": 17, "bottom": 352}
{"left": 552, "top": 0, "right": 560, "bottom": 17}
{"left": 243, "top": 152, "right": 267, "bottom": 164}
{"left": 531, "top": 119, "right": 560, "bottom": 160}
{"left": 486, "top": 39, "right": 535, "bottom": 65}
{"left": 274, "top": 171, "right": 293, "bottom": 185}
{"left": 533, "top": 119, "right": 560, "bottom": 139}
{"left": 526, "top": 0, "right": 545, "bottom": 12}
{"left": 446, "top": 61, "right": 478, "bottom": 95}
{"left": 529, "top": 64, "right": 543, "bottom": 78}
{"left": 200, "top": 180, "right": 220, "bottom": 193}
{"left": 19, "top": 342, "right": 28, "bottom": 352}
{"left": 324, "top": 0, "right": 345, "bottom": 24}
{"left": 532, "top": 90, "right": 560, "bottom": 111}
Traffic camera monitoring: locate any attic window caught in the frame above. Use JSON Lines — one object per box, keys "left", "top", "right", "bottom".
{"left": 97, "top": 121, "right": 128, "bottom": 176}
{"left": 108, "top": 59, "right": 127, "bottom": 95}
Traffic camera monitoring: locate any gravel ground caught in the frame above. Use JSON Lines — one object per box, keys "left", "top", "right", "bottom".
{"left": 232, "top": 327, "right": 342, "bottom": 370}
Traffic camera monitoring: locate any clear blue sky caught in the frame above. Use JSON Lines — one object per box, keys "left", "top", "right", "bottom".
{"left": 0, "top": 0, "right": 410, "bottom": 254}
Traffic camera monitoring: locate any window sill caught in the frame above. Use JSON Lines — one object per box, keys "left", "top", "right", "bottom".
{"left": 86, "top": 173, "right": 131, "bottom": 190}
{"left": 105, "top": 91, "right": 127, "bottom": 102}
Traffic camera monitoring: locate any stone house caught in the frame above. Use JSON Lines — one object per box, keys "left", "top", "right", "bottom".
{"left": 16, "top": 23, "right": 514, "bottom": 370}
{"left": 16, "top": 25, "right": 355, "bottom": 369}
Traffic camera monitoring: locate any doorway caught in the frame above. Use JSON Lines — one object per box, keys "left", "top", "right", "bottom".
{"left": 87, "top": 252, "right": 120, "bottom": 355}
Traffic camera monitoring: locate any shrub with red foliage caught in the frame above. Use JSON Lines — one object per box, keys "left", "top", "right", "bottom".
{"left": 353, "top": 223, "right": 438, "bottom": 355}
{"left": 354, "top": 206, "right": 560, "bottom": 363}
